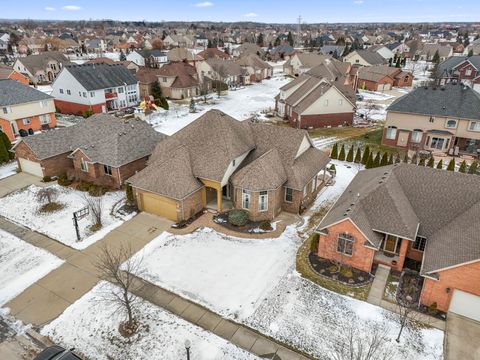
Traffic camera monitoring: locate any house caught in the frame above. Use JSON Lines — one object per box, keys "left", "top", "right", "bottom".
{"left": 343, "top": 50, "right": 387, "bottom": 67}
{"left": 0, "top": 79, "right": 56, "bottom": 141}
{"left": 0, "top": 65, "right": 30, "bottom": 85}
{"left": 135, "top": 67, "right": 163, "bottom": 98}
{"left": 197, "top": 48, "right": 230, "bottom": 60}
{"left": 316, "top": 164, "right": 480, "bottom": 315}
{"left": 128, "top": 109, "right": 329, "bottom": 222}
{"left": 439, "top": 56, "right": 480, "bottom": 92}
{"left": 283, "top": 53, "right": 331, "bottom": 76}
{"left": 236, "top": 54, "right": 273, "bottom": 82}
{"left": 13, "top": 51, "right": 71, "bottom": 84}
{"left": 382, "top": 83, "right": 480, "bottom": 155}
{"left": 269, "top": 44, "right": 297, "bottom": 61}
{"left": 354, "top": 65, "right": 413, "bottom": 91}
{"left": 319, "top": 45, "right": 345, "bottom": 57}
{"left": 417, "top": 44, "right": 453, "bottom": 62}
{"left": 126, "top": 49, "right": 167, "bottom": 67}
{"left": 437, "top": 56, "right": 468, "bottom": 84}
{"left": 368, "top": 44, "right": 395, "bottom": 62}
{"left": 232, "top": 43, "right": 265, "bottom": 58}
{"left": 13, "top": 114, "right": 165, "bottom": 186}
{"left": 166, "top": 48, "right": 203, "bottom": 65}
{"left": 51, "top": 63, "right": 140, "bottom": 115}
{"left": 157, "top": 62, "right": 200, "bottom": 99}
{"left": 197, "top": 59, "right": 247, "bottom": 87}
{"left": 85, "top": 39, "right": 107, "bottom": 53}
{"left": 163, "top": 34, "right": 190, "bottom": 48}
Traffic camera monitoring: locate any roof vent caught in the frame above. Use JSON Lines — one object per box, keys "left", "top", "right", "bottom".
{"left": 379, "top": 180, "right": 383, "bottom": 184}
{"left": 343, "top": 213, "right": 348, "bottom": 217}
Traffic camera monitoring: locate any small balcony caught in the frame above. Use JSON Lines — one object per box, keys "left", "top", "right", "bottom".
{"left": 105, "top": 92, "right": 118, "bottom": 99}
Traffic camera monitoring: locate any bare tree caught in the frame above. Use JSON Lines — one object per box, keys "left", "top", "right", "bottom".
{"left": 94, "top": 243, "right": 143, "bottom": 337}
{"left": 394, "top": 271, "right": 423, "bottom": 342}
{"left": 361, "top": 99, "right": 378, "bottom": 123}
{"left": 330, "top": 322, "right": 394, "bottom": 360}
{"left": 83, "top": 194, "right": 103, "bottom": 230}
{"left": 36, "top": 187, "right": 59, "bottom": 205}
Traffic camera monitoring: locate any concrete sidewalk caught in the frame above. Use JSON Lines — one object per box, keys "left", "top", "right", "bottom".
{"left": 0, "top": 172, "right": 46, "bottom": 197}
{"left": 367, "top": 264, "right": 390, "bottom": 306}
{"left": 445, "top": 313, "right": 480, "bottom": 360}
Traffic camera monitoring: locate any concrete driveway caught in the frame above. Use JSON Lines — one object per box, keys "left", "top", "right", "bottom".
{"left": 0, "top": 172, "right": 44, "bottom": 197}
{"left": 446, "top": 313, "right": 480, "bottom": 360}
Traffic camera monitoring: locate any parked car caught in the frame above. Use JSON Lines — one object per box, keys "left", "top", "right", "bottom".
{"left": 355, "top": 93, "right": 364, "bottom": 101}
{"left": 34, "top": 346, "right": 83, "bottom": 360}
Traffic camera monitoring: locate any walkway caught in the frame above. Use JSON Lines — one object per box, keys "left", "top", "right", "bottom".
{"left": 0, "top": 172, "right": 46, "bottom": 197}
{"left": 445, "top": 313, "right": 480, "bottom": 360}
{"left": 367, "top": 264, "right": 390, "bottom": 306}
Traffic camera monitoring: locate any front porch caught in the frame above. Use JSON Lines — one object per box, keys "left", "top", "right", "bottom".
{"left": 373, "top": 234, "right": 409, "bottom": 272}
{"left": 204, "top": 182, "right": 233, "bottom": 213}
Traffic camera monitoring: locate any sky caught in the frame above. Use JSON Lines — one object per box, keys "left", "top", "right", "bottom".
{"left": 2, "top": 0, "right": 480, "bottom": 23}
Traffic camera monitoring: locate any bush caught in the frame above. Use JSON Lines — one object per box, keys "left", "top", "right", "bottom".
{"left": 126, "top": 184, "right": 134, "bottom": 204}
{"left": 427, "top": 302, "right": 438, "bottom": 315}
{"left": 89, "top": 185, "right": 106, "bottom": 197}
{"left": 38, "top": 202, "right": 64, "bottom": 213}
{"left": 330, "top": 143, "right": 338, "bottom": 159}
{"left": 346, "top": 146, "right": 354, "bottom": 162}
{"left": 309, "top": 233, "right": 320, "bottom": 253}
{"left": 338, "top": 144, "right": 346, "bottom": 161}
{"left": 228, "top": 209, "right": 249, "bottom": 227}
{"left": 329, "top": 164, "right": 336, "bottom": 173}
{"left": 78, "top": 181, "right": 92, "bottom": 192}
{"left": 57, "top": 173, "right": 72, "bottom": 187}
{"left": 42, "top": 175, "right": 52, "bottom": 182}
{"left": 340, "top": 266, "right": 353, "bottom": 278}
{"left": 259, "top": 220, "right": 273, "bottom": 231}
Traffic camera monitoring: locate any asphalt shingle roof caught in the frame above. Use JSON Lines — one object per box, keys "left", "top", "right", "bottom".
{"left": 64, "top": 63, "right": 138, "bottom": 91}
{"left": 0, "top": 79, "right": 52, "bottom": 106}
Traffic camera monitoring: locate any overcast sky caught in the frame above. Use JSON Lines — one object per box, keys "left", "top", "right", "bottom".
{"left": 3, "top": 0, "right": 480, "bottom": 23}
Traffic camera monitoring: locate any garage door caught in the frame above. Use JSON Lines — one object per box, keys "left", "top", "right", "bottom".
{"left": 449, "top": 290, "right": 480, "bottom": 322}
{"left": 141, "top": 192, "right": 178, "bottom": 221}
{"left": 18, "top": 158, "right": 43, "bottom": 177}
{"left": 377, "top": 83, "right": 392, "bottom": 91}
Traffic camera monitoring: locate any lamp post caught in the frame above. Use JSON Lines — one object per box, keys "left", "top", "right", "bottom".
{"left": 185, "top": 339, "right": 191, "bottom": 360}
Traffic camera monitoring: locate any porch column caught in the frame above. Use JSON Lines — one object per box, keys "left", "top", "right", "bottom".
{"left": 216, "top": 188, "right": 222, "bottom": 212}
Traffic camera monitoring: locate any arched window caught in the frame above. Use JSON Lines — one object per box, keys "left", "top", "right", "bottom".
{"left": 445, "top": 119, "right": 457, "bottom": 129}
{"left": 386, "top": 126, "right": 397, "bottom": 140}
{"left": 411, "top": 129, "right": 423, "bottom": 143}
{"left": 337, "top": 233, "right": 354, "bottom": 256}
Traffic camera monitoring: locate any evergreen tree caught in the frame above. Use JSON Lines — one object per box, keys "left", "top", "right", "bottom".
{"left": 458, "top": 161, "right": 467, "bottom": 173}
{"left": 388, "top": 153, "right": 394, "bottom": 165}
{"left": 469, "top": 161, "right": 479, "bottom": 175}
{"left": 256, "top": 33, "right": 264, "bottom": 47}
{"left": 151, "top": 81, "right": 162, "bottom": 100}
{"left": 338, "top": 144, "right": 346, "bottom": 161}
{"left": 395, "top": 57, "right": 401, "bottom": 68}
{"left": 366, "top": 153, "right": 374, "bottom": 169}
{"left": 0, "top": 140, "right": 8, "bottom": 164}
{"left": 274, "top": 36, "right": 281, "bottom": 47}
{"left": 189, "top": 98, "right": 196, "bottom": 113}
{"left": 159, "top": 97, "right": 169, "bottom": 110}
{"left": 427, "top": 157, "right": 435, "bottom": 168}
{"left": 432, "top": 50, "right": 440, "bottom": 64}
{"left": 119, "top": 50, "right": 126, "bottom": 61}
{"left": 354, "top": 147, "right": 362, "bottom": 163}
{"left": 342, "top": 45, "right": 350, "bottom": 57}
{"left": 361, "top": 145, "right": 370, "bottom": 165}
{"left": 287, "top": 31, "right": 294, "bottom": 47}
{"left": 346, "top": 145, "right": 354, "bottom": 162}
{"left": 418, "top": 158, "right": 426, "bottom": 166}
{"left": 207, "top": 39, "right": 213, "bottom": 48}
{"left": 436, "top": 159, "right": 443, "bottom": 170}
{"left": 0, "top": 131, "right": 13, "bottom": 159}
{"left": 373, "top": 152, "right": 380, "bottom": 168}
{"left": 330, "top": 143, "right": 338, "bottom": 159}
{"left": 447, "top": 159, "right": 456, "bottom": 171}
{"left": 380, "top": 152, "right": 389, "bottom": 166}
{"left": 468, "top": 49, "right": 474, "bottom": 57}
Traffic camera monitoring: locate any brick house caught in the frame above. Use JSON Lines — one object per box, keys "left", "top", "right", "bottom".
{"left": 13, "top": 114, "right": 165, "bottom": 186}
{"left": 157, "top": 62, "right": 201, "bottom": 100}
{"left": 382, "top": 83, "right": 480, "bottom": 156}
{"left": 51, "top": 63, "right": 140, "bottom": 115}
{"left": 276, "top": 61, "right": 356, "bottom": 129}
{"left": 0, "top": 79, "right": 56, "bottom": 141}
{"left": 128, "top": 109, "right": 329, "bottom": 222}
{"left": 0, "top": 65, "right": 30, "bottom": 85}
{"left": 316, "top": 164, "right": 480, "bottom": 315}
{"left": 438, "top": 55, "right": 480, "bottom": 93}
{"left": 354, "top": 65, "right": 413, "bottom": 91}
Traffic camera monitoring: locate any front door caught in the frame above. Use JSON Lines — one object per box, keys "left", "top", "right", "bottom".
{"left": 384, "top": 235, "right": 397, "bottom": 253}
{"left": 10, "top": 122, "right": 17, "bottom": 136}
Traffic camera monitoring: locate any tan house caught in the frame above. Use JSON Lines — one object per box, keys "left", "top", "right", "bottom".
{"left": 128, "top": 109, "right": 329, "bottom": 222}
{"left": 13, "top": 51, "right": 71, "bottom": 84}
{"left": 343, "top": 50, "right": 387, "bottom": 67}
{"left": 383, "top": 83, "right": 480, "bottom": 155}
{"left": 157, "top": 62, "right": 201, "bottom": 99}
{"left": 236, "top": 54, "right": 273, "bottom": 82}
{"left": 283, "top": 53, "right": 331, "bottom": 77}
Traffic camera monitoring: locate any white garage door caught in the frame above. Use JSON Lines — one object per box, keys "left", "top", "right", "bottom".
{"left": 377, "top": 83, "right": 392, "bottom": 91}
{"left": 18, "top": 158, "right": 43, "bottom": 177}
{"left": 449, "top": 290, "right": 480, "bottom": 322}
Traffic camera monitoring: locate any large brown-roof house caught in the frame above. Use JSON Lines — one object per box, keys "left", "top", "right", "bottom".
{"left": 128, "top": 109, "right": 329, "bottom": 222}
{"left": 13, "top": 51, "right": 71, "bottom": 85}
{"left": 157, "top": 62, "right": 201, "bottom": 100}
{"left": 316, "top": 164, "right": 480, "bottom": 316}
{"left": 354, "top": 65, "right": 413, "bottom": 92}
{"left": 14, "top": 114, "right": 165, "bottom": 187}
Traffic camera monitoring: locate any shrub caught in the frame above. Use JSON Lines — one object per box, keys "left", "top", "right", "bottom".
{"left": 309, "top": 233, "right": 320, "bottom": 253}
{"left": 330, "top": 143, "right": 338, "bottom": 159}
{"left": 436, "top": 159, "right": 443, "bottom": 170}
{"left": 259, "top": 220, "right": 273, "bottom": 231}
{"left": 228, "top": 209, "right": 249, "bottom": 227}
{"left": 338, "top": 144, "right": 346, "bottom": 161}
{"left": 42, "top": 175, "right": 52, "bottom": 182}
{"left": 427, "top": 302, "right": 438, "bottom": 315}
{"left": 447, "top": 159, "right": 456, "bottom": 171}
{"left": 329, "top": 164, "right": 336, "bottom": 173}
{"left": 89, "top": 185, "right": 106, "bottom": 197}
{"left": 361, "top": 145, "right": 370, "bottom": 165}
{"left": 418, "top": 158, "right": 426, "bottom": 166}
{"left": 327, "top": 264, "right": 339, "bottom": 273}
{"left": 83, "top": 109, "right": 94, "bottom": 118}
{"left": 340, "top": 266, "right": 353, "bottom": 278}
{"left": 469, "top": 161, "right": 479, "bottom": 175}
{"left": 57, "top": 173, "right": 72, "bottom": 187}
{"left": 38, "top": 202, "right": 64, "bottom": 213}
{"left": 380, "top": 152, "right": 389, "bottom": 167}
{"left": 126, "top": 184, "right": 135, "bottom": 204}
{"left": 346, "top": 145, "right": 354, "bottom": 162}
{"left": 458, "top": 160, "right": 467, "bottom": 173}
{"left": 354, "top": 148, "right": 362, "bottom": 163}
{"left": 78, "top": 181, "right": 92, "bottom": 192}
{"left": 427, "top": 157, "right": 435, "bottom": 168}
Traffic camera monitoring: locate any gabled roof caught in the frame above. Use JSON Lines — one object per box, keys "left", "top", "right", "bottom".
{"left": 351, "top": 50, "right": 387, "bottom": 65}
{"left": 137, "top": 49, "right": 166, "bottom": 58}
{"left": 16, "top": 51, "right": 71, "bottom": 74}
{"left": 157, "top": 62, "right": 199, "bottom": 88}
{"left": 0, "top": 79, "right": 52, "bottom": 106}
{"left": 198, "top": 48, "right": 230, "bottom": 60}
{"left": 387, "top": 83, "right": 480, "bottom": 120}
{"left": 63, "top": 63, "right": 138, "bottom": 91}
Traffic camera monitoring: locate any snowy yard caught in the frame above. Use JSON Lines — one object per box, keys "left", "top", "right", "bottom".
{"left": 0, "top": 229, "right": 63, "bottom": 306}
{"left": 403, "top": 60, "right": 432, "bottom": 88}
{"left": 42, "top": 281, "right": 259, "bottom": 360}
{"left": 0, "top": 161, "right": 17, "bottom": 180}
{"left": 0, "top": 185, "right": 134, "bottom": 249}
{"left": 146, "top": 76, "right": 290, "bottom": 135}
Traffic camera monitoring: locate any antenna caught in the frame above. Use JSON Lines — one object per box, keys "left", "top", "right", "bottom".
{"left": 296, "top": 15, "right": 302, "bottom": 49}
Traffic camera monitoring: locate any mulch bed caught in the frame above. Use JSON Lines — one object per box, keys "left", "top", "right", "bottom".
{"left": 397, "top": 269, "right": 423, "bottom": 304}
{"left": 212, "top": 213, "right": 273, "bottom": 234}
{"left": 308, "top": 253, "right": 373, "bottom": 286}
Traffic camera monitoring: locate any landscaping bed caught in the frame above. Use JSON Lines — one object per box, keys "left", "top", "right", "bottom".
{"left": 213, "top": 211, "right": 276, "bottom": 234}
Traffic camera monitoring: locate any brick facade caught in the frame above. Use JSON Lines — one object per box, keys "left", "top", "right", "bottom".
{"left": 1, "top": 113, "right": 56, "bottom": 141}
{"left": 54, "top": 99, "right": 105, "bottom": 116}
{"left": 420, "top": 261, "right": 480, "bottom": 312}
{"left": 358, "top": 77, "right": 394, "bottom": 92}
{"left": 232, "top": 186, "right": 284, "bottom": 221}
{"left": 317, "top": 219, "right": 376, "bottom": 273}
{"left": 289, "top": 112, "right": 354, "bottom": 129}
{"left": 178, "top": 187, "right": 205, "bottom": 221}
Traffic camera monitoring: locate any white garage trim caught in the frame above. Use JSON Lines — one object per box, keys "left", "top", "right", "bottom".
{"left": 18, "top": 158, "right": 43, "bottom": 177}
{"left": 449, "top": 290, "right": 480, "bottom": 322}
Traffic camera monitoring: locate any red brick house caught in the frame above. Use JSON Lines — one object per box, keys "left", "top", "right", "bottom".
{"left": 316, "top": 164, "right": 480, "bottom": 316}
{"left": 354, "top": 65, "right": 413, "bottom": 91}
{"left": 13, "top": 114, "right": 165, "bottom": 187}
{"left": 0, "top": 65, "right": 30, "bottom": 85}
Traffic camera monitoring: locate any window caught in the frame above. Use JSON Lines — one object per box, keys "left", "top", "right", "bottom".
{"left": 80, "top": 158, "right": 88, "bottom": 172}
{"left": 285, "top": 188, "right": 293, "bottom": 203}
{"left": 232, "top": 159, "right": 236, "bottom": 166}
{"left": 67, "top": 89, "right": 71, "bottom": 95}
{"left": 466, "top": 69, "right": 472, "bottom": 76}
{"left": 59, "top": 89, "right": 64, "bottom": 94}
{"left": 40, "top": 114, "right": 50, "bottom": 124}
{"left": 259, "top": 191, "right": 268, "bottom": 211}
{"left": 242, "top": 190, "right": 250, "bottom": 209}
{"left": 118, "top": 87, "right": 124, "bottom": 94}
{"left": 90, "top": 92, "right": 95, "bottom": 97}
{"left": 40, "top": 100, "right": 48, "bottom": 108}
{"left": 162, "top": 77, "right": 167, "bottom": 82}
{"left": 413, "top": 236, "right": 426, "bottom": 252}
{"left": 83, "top": 92, "right": 87, "bottom": 98}
{"left": 445, "top": 119, "right": 457, "bottom": 129}
{"left": 386, "top": 126, "right": 397, "bottom": 140}
{"left": 78, "top": 91, "right": 82, "bottom": 97}
{"left": 429, "top": 116, "right": 435, "bottom": 123}
{"left": 411, "top": 129, "right": 423, "bottom": 143}
{"left": 337, "top": 233, "right": 354, "bottom": 256}
{"left": 103, "top": 164, "right": 112, "bottom": 176}
{"left": 430, "top": 137, "right": 445, "bottom": 150}
{"left": 469, "top": 121, "right": 480, "bottom": 132}
{"left": 22, "top": 118, "right": 31, "bottom": 125}
{"left": 2, "top": 107, "right": 7, "bottom": 114}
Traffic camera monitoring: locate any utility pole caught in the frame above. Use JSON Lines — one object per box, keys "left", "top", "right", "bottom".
{"left": 296, "top": 15, "right": 302, "bottom": 49}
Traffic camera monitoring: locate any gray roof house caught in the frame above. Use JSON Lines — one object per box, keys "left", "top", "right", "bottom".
{"left": 0, "top": 78, "right": 52, "bottom": 106}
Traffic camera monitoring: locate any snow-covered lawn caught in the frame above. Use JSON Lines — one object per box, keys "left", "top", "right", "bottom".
{"left": 146, "top": 76, "right": 290, "bottom": 135}
{"left": 403, "top": 60, "right": 432, "bottom": 88}
{"left": 42, "top": 282, "right": 259, "bottom": 360}
{"left": 0, "top": 161, "right": 17, "bottom": 179}
{"left": 312, "top": 136, "right": 338, "bottom": 150}
{"left": 0, "top": 229, "right": 64, "bottom": 306}
{"left": 35, "top": 85, "right": 53, "bottom": 95}
{"left": 358, "top": 89, "right": 395, "bottom": 101}
{"left": 0, "top": 185, "right": 134, "bottom": 250}
{"left": 133, "top": 227, "right": 298, "bottom": 320}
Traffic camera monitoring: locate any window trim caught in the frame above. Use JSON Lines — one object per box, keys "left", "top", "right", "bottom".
{"left": 80, "top": 158, "right": 89, "bottom": 172}
{"left": 40, "top": 114, "right": 50, "bottom": 125}
{"left": 412, "top": 236, "right": 427, "bottom": 252}
{"left": 386, "top": 126, "right": 397, "bottom": 140}
{"left": 242, "top": 190, "right": 250, "bottom": 210}
{"left": 285, "top": 187, "right": 293, "bottom": 203}
{"left": 469, "top": 121, "right": 480, "bottom": 132}
{"left": 411, "top": 129, "right": 423, "bottom": 143}
{"left": 22, "top": 118, "right": 31, "bottom": 125}
{"left": 337, "top": 233, "right": 354, "bottom": 256}
{"left": 103, "top": 164, "right": 113, "bottom": 176}
{"left": 445, "top": 119, "right": 458, "bottom": 129}
{"left": 258, "top": 191, "right": 268, "bottom": 212}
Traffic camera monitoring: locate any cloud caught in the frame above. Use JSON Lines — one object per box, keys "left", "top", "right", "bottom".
{"left": 62, "top": 5, "right": 81, "bottom": 11}
{"left": 44, "top": 6, "right": 56, "bottom": 11}
{"left": 243, "top": 12, "right": 258, "bottom": 17}
{"left": 193, "top": 1, "right": 213, "bottom": 7}
{"left": 354, "top": 0, "right": 364, "bottom": 4}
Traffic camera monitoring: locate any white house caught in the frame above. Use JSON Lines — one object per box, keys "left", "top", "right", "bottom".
{"left": 126, "top": 49, "right": 167, "bottom": 67}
